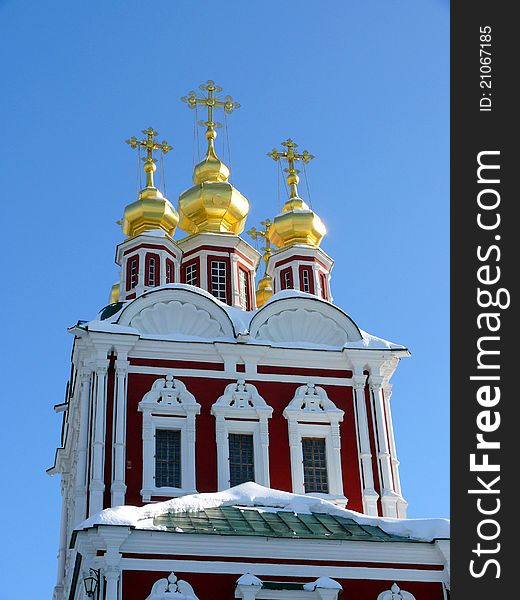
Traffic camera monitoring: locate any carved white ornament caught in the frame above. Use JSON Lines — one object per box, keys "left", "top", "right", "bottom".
{"left": 284, "top": 384, "right": 345, "bottom": 500}
{"left": 377, "top": 583, "right": 416, "bottom": 600}
{"left": 284, "top": 384, "right": 344, "bottom": 422}
{"left": 256, "top": 309, "right": 347, "bottom": 346}
{"left": 145, "top": 572, "right": 199, "bottom": 600}
{"left": 130, "top": 300, "right": 225, "bottom": 337}
{"left": 139, "top": 374, "right": 199, "bottom": 413}
{"left": 138, "top": 375, "right": 200, "bottom": 500}
{"left": 212, "top": 380, "right": 273, "bottom": 489}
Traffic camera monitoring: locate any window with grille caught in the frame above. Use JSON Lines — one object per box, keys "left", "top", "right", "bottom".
{"left": 302, "top": 437, "right": 328, "bottom": 493}
{"left": 281, "top": 267, "right": 293, "bottom": 290}
{"left": 129, "top": 258, "right": 138, "bottom": 289}
{"left": 185, "top": 263, "right": 198, "bottom": 286}
{"left": 155, "top": 429, "right": 181, "bottom": 488}
{"left": 301, "top": 269, "right": 311, "bottom": 293}
{"left": 211, "top": 261, "right": 228, "bottom": 302}
{"left": 229, "top": 433, "right": 254, "bottom": 487}
{"left": 148, "top": 257, "right": 156, "bottom": 286}
{"left": 238, "top": 269, "right": 250, "bottom": 310}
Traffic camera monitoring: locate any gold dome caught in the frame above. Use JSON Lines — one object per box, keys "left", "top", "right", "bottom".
{"left": 267, "top": 138, "right": 326, "bottom": 249}
{"left": 256, "top": 274, "right": 273, "bottom": 308}
{"left": 269, "top": 195, "right": 326, "bottom": 248}
{"left": 109, "top": 282, "right": 120, "bottom": 304}
{"left": 122, "top": 127, "right": 179, "bottom": 238}
{"left": 178, "top": 130, "right": 249, "bottom": 235}
{"left": 122, "top": 185, "right": 179, "bottom": 238}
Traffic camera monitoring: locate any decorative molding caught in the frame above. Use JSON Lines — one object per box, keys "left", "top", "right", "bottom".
{"left": 376, "top": 583, "right": 416, "bottom": 600}
{"left": 211, "top": 380, "right": 273, "bottom": 489}
{"left": 117, "top": 287, "right": 236, "bottom": 339}
{"left": 283, "top": 384, "right": 345, "bottom": 502}
{"left": 249, "top": 298, "right": 362, "bottom": 348}
{"left": 145, "top": 572, "right": 199, "bottom": 600}
{"left": 235, "top": 574, "right": 342, "bottom": 600}
{"left": 138, "top": 375, "right": 200, "bottom": 500}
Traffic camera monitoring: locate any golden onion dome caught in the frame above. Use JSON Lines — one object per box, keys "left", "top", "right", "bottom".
{"left": 122, "top": 128, "right": 179, "bottom": 238}
{"left": 266, "top": 139, "right": 326, "bottom": 248}
{"left": 177, "top": 129, "right": 249, "bottom": 235}
{"left": 255, "top": 274, "right": 273, "bottom": 308}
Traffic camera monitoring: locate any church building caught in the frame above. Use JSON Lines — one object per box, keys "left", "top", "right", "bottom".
{"left": 49, "top": 81, "right": 450, "bottom": 600}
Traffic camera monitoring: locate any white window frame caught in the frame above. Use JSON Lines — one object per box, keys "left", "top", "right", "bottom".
{"left": 138, "top": 374, "right": 200, "bottom": 501}
{"left": 283, "top": 384, "right": 346, "bottom": 504}
{"left": 211, "top": 380, "right": 273, "bottom": 490}
{"left": 185, "top": 262, "right": 198, "bottom": 286}
{"left": 211, "top": 260, "right": 228, "bottom": 302}
{"left": 238, "top": 268, "right": 250, "bottom": 311}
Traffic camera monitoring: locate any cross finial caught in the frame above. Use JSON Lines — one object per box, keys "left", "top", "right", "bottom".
{"left": 267, "top": 138, "right": 315, "bottom": 199}
{"left": 181, "top": 80, "right": 240, "bottom": 150}
{"left": 247, "top": 218, "right": 273, "bottom": 266}
{"left": 126, "top": 127, "right": 172, "bottom": 189}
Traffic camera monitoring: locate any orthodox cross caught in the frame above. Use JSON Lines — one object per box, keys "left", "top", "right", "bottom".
{"left": 126, "top": 127, "right": 172, "bottom": 188}
{"left": 267, "top": 138, "right": 315, "bottom": 199}
{"left": 181, "top": 80, "right": 240, "bottom": 137}
{"left": 247, "top": 219, "right": 273, "bottom": 267}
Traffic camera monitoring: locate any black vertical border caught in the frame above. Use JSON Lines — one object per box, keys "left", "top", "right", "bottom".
{"left": 451, "top": 2, "right": 515, "bottom": 597}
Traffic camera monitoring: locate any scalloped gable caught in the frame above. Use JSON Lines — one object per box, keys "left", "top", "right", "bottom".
{"left": 249, "top": 296, "right": 363, "bottom": 348}
{"left": 116, "top": 287, "right": 236, "bottom": 339}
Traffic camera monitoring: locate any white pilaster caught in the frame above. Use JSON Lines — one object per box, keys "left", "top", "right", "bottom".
{"left": 73, "top": 367, "right": 92, "bottom": 526}
{"left": 370, "top": 375, "right": 399, "bottom": 518}
{"left": 383, "top": 381, "right": 408, "bottom": 518}
{"left": 111, "top": 358, "right": 129, "bottom": 507}
{"left": 352, "top": 373, "right": 379, "bottom": 515}
{"left": 90, "top": 358, "right": 109, "bottom": 515}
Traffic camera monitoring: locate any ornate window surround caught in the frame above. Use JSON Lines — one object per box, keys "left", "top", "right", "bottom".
{"left": 138, "top": 374, "right": 201, "bottom": 501}
{"left": 235, "top": 574, "right": 342, "bottom": 600}
{"left": 376, "top": 583, "right": 416, "bottom": 600}
{"left": 211, "top": 380, "right": 273, "bottom": 490}
{"left": 283, "top": 384, "right": 346, "bottom": 503}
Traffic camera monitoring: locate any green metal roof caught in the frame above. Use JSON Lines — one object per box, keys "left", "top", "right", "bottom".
{"left": 153, "top": 506, "right": 415, "bottom": 543}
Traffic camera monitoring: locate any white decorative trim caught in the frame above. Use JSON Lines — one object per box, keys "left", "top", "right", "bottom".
{"left": 138, "top": 374, "right": 200, "bottom": 500}
{"left": 249, "top": 297, "right": 362, "bottom": 348}
{"left": 145, "top": 572, "right": 199, "bottom": 600}
{"left": 377, "top": 583, "right": 416, "bottom": 600}
{"left": 283, "top": 384, "right": 346, "bottom": 503}
{"left": 117, "top": 287, "right": 236, "bottom": 339}
{"left": 211, "top": 380, "right": 273, "bottom": 489}
{"left": 235, "top": 574, "right": 342, "bottom": 600}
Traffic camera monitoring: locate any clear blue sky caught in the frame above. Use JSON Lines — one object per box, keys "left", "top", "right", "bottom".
{"left": 0, "top": 1, "right": 448, "bottom": 597}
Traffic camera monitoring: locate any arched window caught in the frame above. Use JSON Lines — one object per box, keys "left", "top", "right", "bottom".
{"left": 138, "top": 374, "right": 201, "bottom": 501}
{"left": 145, "top": 253, "right": 160, "bottom": 287}
{"left": 211, "top": 380, "right": 272, "bottom": 490}
{"left": 280, "top": 267, "right": 293, "bottom": 290}
{"left": 283, "top": 384, "right": 345, "bottom": 502}
{"left": 126, "top": 255, "right": 139, "bottom": 290}
{"left": 166, "top": 259, "right": 175, "bottom": 284}
{"left": 299, "top": 266, "right": 315, "bottom": 294}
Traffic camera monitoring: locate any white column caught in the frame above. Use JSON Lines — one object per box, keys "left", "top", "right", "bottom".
{"left": 287, "top": 420, "right": 304, "bottom": 493}
{"left": 104, "top": 567, "right": 120, "bottom": 600}
{"left": 352, "top": 374, "right": 379, "bottom": 516}
{"left": 54, "top": 477, "right": 69, "bottom": 600}
{"left": 90, "top": 359, "right": 109, "bottom": 515}
{"left": 259, "top": 416, "right": 270, "bottom": 487}
{"left": 370, "top": 375, "right": 399, "bottom": 517}
{"left": 185, "top": 409, "right": 198, "bottom": 492}
{"left": 230, "top": 254, "right": 241, "bottom": 307}
{"left": 111, "top": 358, "right": 128, "bottom": 507}
{"left": 383, "top": 382, "right": 408, "bottom": 517}
{"left": 329, "top": 419, "right": 343, "bottom": 496}
{"left": 215, "top": 415, "right": 228, "bottom": 490}
{"left": 74, "top": 368, "right": 92, "bottom": 526}
{"left": 140, "top": 407, "right": 154, "bottom": 501}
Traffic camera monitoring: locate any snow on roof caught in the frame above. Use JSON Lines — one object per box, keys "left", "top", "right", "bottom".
{"left": 84, "top": 287, "right": 406, "bottom": 351}
{"left": 78, "top": 482, "right": 448, "bottom": 542}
